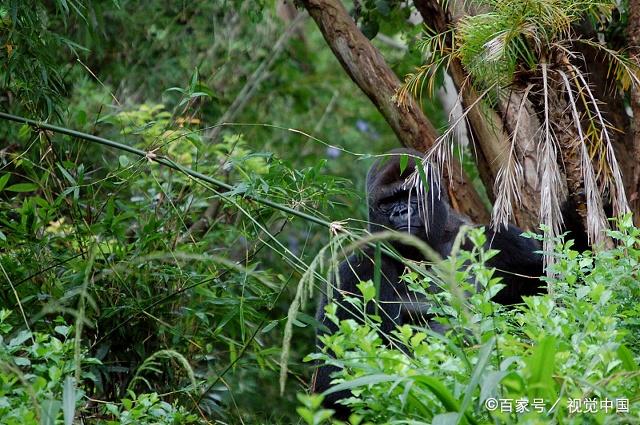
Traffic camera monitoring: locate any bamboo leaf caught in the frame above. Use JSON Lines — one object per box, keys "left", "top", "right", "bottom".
{"left": 6, "top": 182, "right": 38, "bottom": 192}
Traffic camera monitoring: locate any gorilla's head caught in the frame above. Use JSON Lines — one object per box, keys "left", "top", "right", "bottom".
{"left": 366, "top": 148, "right": 449, "bottom": 255}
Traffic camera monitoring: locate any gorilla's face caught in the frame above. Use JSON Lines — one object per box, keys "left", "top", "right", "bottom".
{"left": 366, "top": 148, "right": 448, "bottom": 254}
{"left": 377, "top": 187, "right": 424, "bottom": 235}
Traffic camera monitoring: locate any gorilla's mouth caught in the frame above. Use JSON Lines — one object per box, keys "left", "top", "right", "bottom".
{"left": 396, "top": 225, "right": 421, "bottom": 232}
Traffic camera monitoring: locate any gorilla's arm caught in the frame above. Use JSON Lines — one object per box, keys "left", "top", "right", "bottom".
{"left": 313, "top": 251, "right": 403, "bottom": 416}
{"left": 484, "top": 224, "right": 545, "bottom": 304}
{"left": 316, "top": 251, "right": 404, "bottom": 334}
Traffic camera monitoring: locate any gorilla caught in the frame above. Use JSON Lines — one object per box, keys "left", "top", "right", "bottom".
{"left": 311, "top": 148, "right": 544, "bottom": 416}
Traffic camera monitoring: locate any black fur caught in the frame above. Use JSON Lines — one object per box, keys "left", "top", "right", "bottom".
{"left": 312, "top": 148, "right": 544, "bottom": 416}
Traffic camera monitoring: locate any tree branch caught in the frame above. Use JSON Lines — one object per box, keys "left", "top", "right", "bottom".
{"left": 300, "top": 0, "right": 489, "bottom": 222}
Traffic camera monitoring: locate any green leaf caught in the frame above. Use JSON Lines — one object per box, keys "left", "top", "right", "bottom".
{"left": 0, "top": 173, "right": 9, "bottom": 191}
{"left": 617, "top": 344, "right": 638, "bottom": 372}
{"left": 432, "top": 412, "right": 459, "bottom": 425}
{"left": 62, "top": 376, "right": 76, "bottom": 425}
{"left": 18, "top": 123, "right": 32, "bottom": 140}
{"left": 416, "top": 160, "right": 430, "bottom": 196}
{"left": 58, "top": 0, "right": 69, "bottom": 14}
{"left": 323, "top": 373, "right": 398, "bottom": 395}
{"left": 376, "top": 0, "right": 391, "bottom": 16}
{"left": 55, "top": 325, "right": 71, "bottom": 338}
{"left": 261, "top": 320, "right": 279, "bottom": 334}
{"left": 360, "top": 19, "right": 379, "bottom": 40}
{"left": 399, "top": 154, "right": 409, "bottom": 174}
{"left": 56, "top": 163, "right": 77, "bottom": 185}
{"left": 63, "top": 376, "right": 76, "bottom": 425}
{"left": 119, "top": 155, "right": 130, "bottom": 167}
{"left": 357, "top": 280, "right": 376, "bottom": 303}
{"left": 525, "top": 335, "right": 556, "bottom": 399}
{"left": 41, "top": 399, "right": 62, "bottom": 425}
{"left": 13, "top": 356, "right": 31, "bottom": 366}
{"left": 9, "top": 330, "right": 32, "bottom": 347}
{"left": 413, "top": 375, "right": 477, "bottom": 425}
{"left": 76, "top": 110, "right": 87, "bottom": 126}
{"left": 480, "top": 370, "right": 509, "bottom": 403}
{"left": 6, "top": 182, "right": 38, "bottom": 192}
{"left": 296, "top": 407, "right": 314, "bottom": 424}
{"left": 457, "top": 337, "right": 495, "bottom": 423}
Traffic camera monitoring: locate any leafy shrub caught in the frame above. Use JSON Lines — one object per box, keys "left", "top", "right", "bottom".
{"left": 303, "top": 219, "right": 640, "bottom": 424}
{"left": 102, "top": 392, "right": 198, "bottom": 425}
{"left": 0, "top": 310, "right": 92, "bottom": 425}
{"left": 0, "top": 309, "right": 201, "bottom": 424}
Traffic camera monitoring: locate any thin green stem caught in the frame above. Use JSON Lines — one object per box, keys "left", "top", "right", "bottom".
{"left": 0, "top": 111, "right": 331, "bottom": 228}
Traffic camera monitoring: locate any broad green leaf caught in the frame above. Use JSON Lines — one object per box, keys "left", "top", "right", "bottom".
{"left": 480, "top": 370, "right": 509, "bottom": 403}
{"left": 41, "top": 399, "right": 62, "bottom": 425}
{"left": 323, "top": 373, "right": 399, "bottom": 395}
{"left": 433, "top": 412, "right": 459, "bottom": 425}
{"left": 525, "top": 335, "right": 556, "bottom": 399}
{"left": 6, "top": 182, "right": 38, "bottom": 192}
{"left": 63, "top": 376, "right": 76, "bottom": 425}
{"left": 617, "top": 344, "right": 638, "bottom": 371}
{"left": 13, "top": 356, "right": 31, "bottom": 366}
{"left": 357, "top": 280, "right": 376, "bottom": 303}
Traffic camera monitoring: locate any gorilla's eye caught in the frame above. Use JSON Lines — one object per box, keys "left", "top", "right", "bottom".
{"left": 379, "top": 193, "right": 404, "bottom": 211}
{"left": 379, "top": 188, "right": 419, "bottom": 211}
{"left": 380, "top": 187, "right": 418, "bottom": 206}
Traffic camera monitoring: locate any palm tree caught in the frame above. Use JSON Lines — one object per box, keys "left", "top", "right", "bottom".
{"left": 301, "top": 0, "right": 640, "bottom": 251}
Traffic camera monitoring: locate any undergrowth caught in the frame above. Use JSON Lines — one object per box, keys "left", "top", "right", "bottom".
{"left": 303, "top": 219, "right": 640, "bottom": 424}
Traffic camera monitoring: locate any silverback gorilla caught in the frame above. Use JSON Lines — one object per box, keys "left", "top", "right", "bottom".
{"left": 312, "top": 148, "right": 544, "bottom": 416}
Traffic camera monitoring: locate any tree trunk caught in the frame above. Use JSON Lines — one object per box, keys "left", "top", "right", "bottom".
{"left": 627, "top": 0, "right": 640, "bottom": 225}
{"left": 412, "top": 0, "right": 543, "bottom": 231}
{"left": 300, "top": 0, "right": 489, "bottom": 222}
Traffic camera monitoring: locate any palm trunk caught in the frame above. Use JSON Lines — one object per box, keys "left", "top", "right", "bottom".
{"left": 412, "top": 0, "right": 543, "bottom": 231}
{"left": 627, "top": 0, "right": 640, "bottom": 225}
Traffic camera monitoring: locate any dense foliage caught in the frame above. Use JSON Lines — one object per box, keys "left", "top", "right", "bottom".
{"left": 304, "top": 223, "right": 640, "bottom": 424}
{"left": 1, "top": 1, "right": 639, "bottom": 424}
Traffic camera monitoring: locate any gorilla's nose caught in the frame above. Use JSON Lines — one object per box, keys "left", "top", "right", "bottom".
{"left": 390, "top": 206, "right": 416, "bottom": 229}
{"left": 391, "top": 205, "right": 411, "bottom": 219}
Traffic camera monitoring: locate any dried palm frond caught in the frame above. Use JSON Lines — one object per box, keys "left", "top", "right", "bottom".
{"left": 420, "top": 83, "right": 498, "bottom": 185}
{"left": 539, "top": 63, "right": 564, "bottom": 269}
{"left": 558, "top": 69, "right": 609, "bottom": 245}
{"left": 568, "top": 38, "right": 640, "bottom": 91}
{"left": 491, "top": 84, "right": 533, "bottom": 230}
{"left": 397, "top": 0, "right": 635, "bottom": 270}
{"left": 404, "top": 158, "right": 444, "bottom": 237}
{"left": 570, "top": 65, "right": 630, "bottom": 217}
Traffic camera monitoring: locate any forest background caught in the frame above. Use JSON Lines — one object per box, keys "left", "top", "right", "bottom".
{"left": 2, "top": 1, "right": 640, "bottom": 424}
